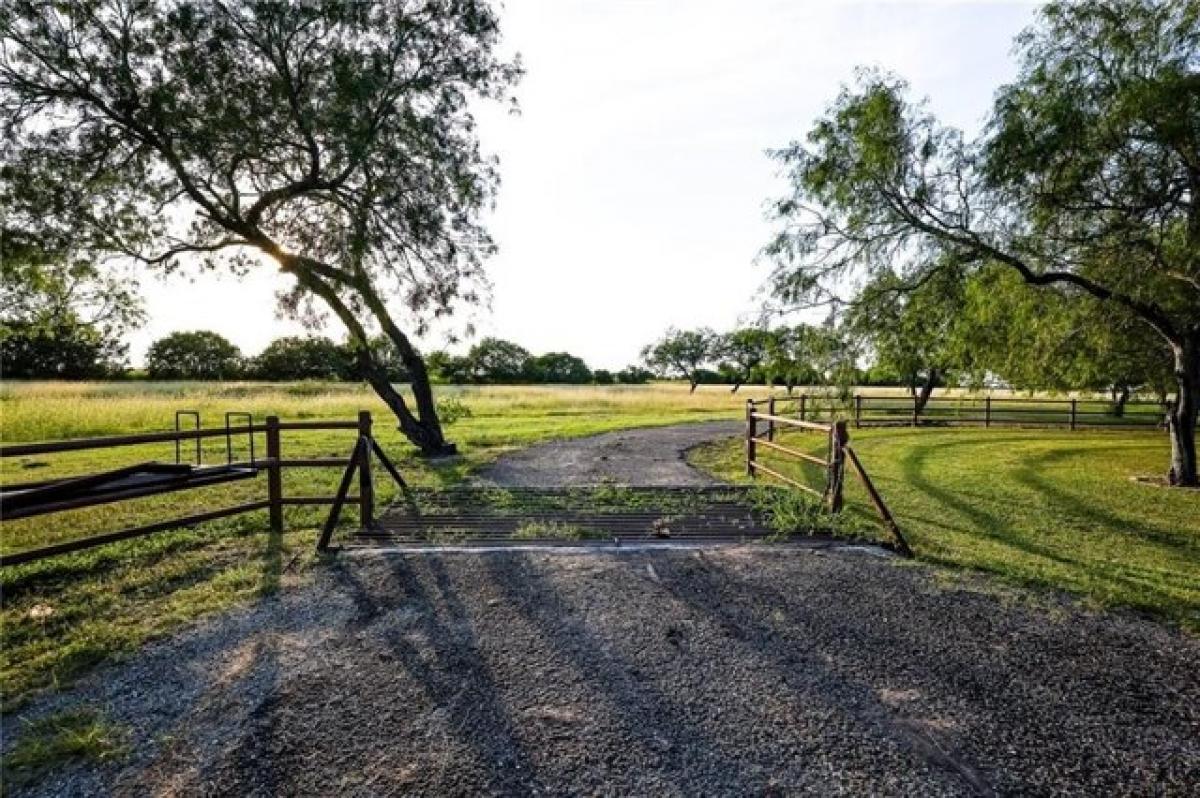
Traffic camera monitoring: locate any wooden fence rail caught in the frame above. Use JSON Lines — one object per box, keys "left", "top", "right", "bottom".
{"left": 750, "top": 393, "right": 1166, "bottom": 431}
{"left": 745, "top": 399, "right": 911, "bottom": 556}
{"left": 0, "top": 412, "right": 403, "bottom": 567}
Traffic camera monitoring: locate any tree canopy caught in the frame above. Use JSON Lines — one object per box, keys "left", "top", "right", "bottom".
{"left": 0, "top": 0, "right": 520, "bottom": 454}
{"left": 0, "top": 230, "right": 143, "bottom": 377}
{"left": 765, "top": 0, "right": 1200, "bottom": 484}
{"left": 844, "top": 261, "right": 970, "bottom": 413}
{"left": 466, "top": 337, "right": 532, "bottom": 383}
{"left": 715, "top": 328, "right": 774, "bottom": 393}
{"left": 641, "top": 328, "right": 716, "bottom": 393}
{"left": 527, "top": 352, "right": 591, "bottom": 384}
{"left": 145, "top": 330, "right": 241, "bottom": 380}
{"left": 250, "top": 336, "right": 354, "bottom": 381}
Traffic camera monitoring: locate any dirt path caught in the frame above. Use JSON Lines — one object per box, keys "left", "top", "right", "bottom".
{"left": 473, "top": 420, "right": 742, "bottom": 486}
{"left": 10, "top": 548, "right": 1198, "bottom": 796}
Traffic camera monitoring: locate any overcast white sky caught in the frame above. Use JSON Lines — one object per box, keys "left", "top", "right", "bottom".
{"left": 127, "top": 0, "right": 1040, "bottom": 370}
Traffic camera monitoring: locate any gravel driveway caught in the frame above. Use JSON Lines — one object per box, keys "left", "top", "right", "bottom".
{"left": 473, "top": 420, "right": 742, "bottom": 486}
{"left": 9, "top": 547, "right": 1198, "bottom": 796}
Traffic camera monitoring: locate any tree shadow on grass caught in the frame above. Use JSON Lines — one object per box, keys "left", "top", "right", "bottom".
{"left": 896, "top": 438, "right": 1184, "bottom": 612}
{"left": 1012, "top": 446, "right": 1200, "bottom": 556}
{"left": 257, "top": 522, "right": 284, "bottom": 598}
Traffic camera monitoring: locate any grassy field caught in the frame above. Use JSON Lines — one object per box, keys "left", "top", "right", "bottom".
{"left": 1, "top": 380, "right": 1197, "bottom": 714}
{"left": 690, "top": 426, "right": 1200, "bottom": 630}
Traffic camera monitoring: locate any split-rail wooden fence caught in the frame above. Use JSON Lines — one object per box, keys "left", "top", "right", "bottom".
{"left": 745, "top": 396, "right": 912, "bottom": 556}
{"left": 769, "top": 392, "right": 1166, "bottom": 430}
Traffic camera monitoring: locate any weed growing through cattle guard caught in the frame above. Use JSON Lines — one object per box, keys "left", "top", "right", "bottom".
{"left": 1, "top": 709, "right": 129, "bottom": 790}
{"left": 748, "top": 486, "right": 878, "bottom": 543}
{"left": 513, "top": 520, "right": 606, "bottom": 541}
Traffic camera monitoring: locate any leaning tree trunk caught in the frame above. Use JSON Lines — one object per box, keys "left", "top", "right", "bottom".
{"left": 355, "top": 344, "right": 455, "bottom": 456}
{"left": 912, "top": 369, "right": 939, "bottom": 418}
{"left": 1167, "top": 336, "right": 1199, "bottom": 487}
{"left": 284, "top": 258, "right": 455, "bottom": 456}
{"left": 354, "top": 285, "right": 455, "bottom": 456}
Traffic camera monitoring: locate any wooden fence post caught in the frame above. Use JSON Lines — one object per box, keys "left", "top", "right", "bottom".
{"left": 265, "top": 415, "right": 283, "bottom": 534}
{"left": 357, "top": 410, "right": 375, "bottom": 528}
{"left": 843, "top": 445, "right": 912, "bottom": 557}
{"left": 1070, "top": 399, "right": 1077, "bottom": 431}
{"left": 767, "top": 396, "right": 776, "bottom": 442}
{"left": 745, "top": 400, "right": 757, "bottom": 477}
{"left": 799, "top": 394, "right": 807, "bottom": 421}
{"left": 854, "top": 395, "right": 863, "bottom": 428}
{"left": 985, "top": 396, "right": 991, "bottom": 428}
{"left": 827, "top": 420, "right": 847, "bottom": 513}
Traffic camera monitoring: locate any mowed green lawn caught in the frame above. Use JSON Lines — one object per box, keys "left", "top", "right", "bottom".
{"left": 690, "top": 426, "right": 1200, "bottom": 630}
{"left": 1, "top": 381, "right": 1197, "bottom": 711}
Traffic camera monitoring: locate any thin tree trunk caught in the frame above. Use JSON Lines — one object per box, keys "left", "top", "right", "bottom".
{"left": 913, "top": 368, "right": 939, "bottom": 417}
{"left": 1168, "top": 336, "right": 1198, "bottom": 486}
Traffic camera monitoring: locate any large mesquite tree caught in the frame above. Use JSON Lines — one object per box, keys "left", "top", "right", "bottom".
{"left": 0, "top": 0, "right": 520, "bottom": 454}
{"left": 766, "top": 0, "right": 1200, "bottom": 484}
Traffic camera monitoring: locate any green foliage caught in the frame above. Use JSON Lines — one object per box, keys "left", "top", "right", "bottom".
{"left": 765, "top": 0, "right": 1200, "bottom": 482}
{"left": 250, "top": 336, "right": 354, "bottom": 381}
{"left": 956, "top": 266, "right": 1175, "bottom": 401}
{"left": 428, "top": 339, "right": 596, "bottom": 385}
{"left": 615, "top": 366, "right": 653, "bottom": 384}
{"left": 0, "top": 320, "right": 127, "bottom": 379}
{"left": 434, "top": 395, "right": 473, "bottom": 426}
{"left": 761, "top": 326, "right": 820, "bottom": 390}
{"left": 526, "top": 352, "right": 592, "bottom": 384}
{"left": 845, "top": 261, "right": 969, "bottom": 405}
{"left": 512, "top": 520, "right": 604, "bottom": 540}
{"left": 144, "top": 331, "right": 243, "bottom": 380}
{"left": 715, "top": 328, "right": 775, "bottom": 391}
{"left": 426, "top": 350, "right": 474, "bottom": 384}
{"left": 0, "top": 230, "right": 143, "bottom": 378}
{"left": 466, "top": 338, "right": 533, "bottom": 383}
{"left": 0, "top": 0, "right": 522, "bottom": 452}
{"left": 641, "top": 327, "right": 717, "bottom": 390}
{"left": 747, "top": 485, "right": 877, "bottom": 542}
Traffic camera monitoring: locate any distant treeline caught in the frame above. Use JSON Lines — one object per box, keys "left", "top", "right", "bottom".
{"left": 133, "top": 332, "right": 656, "bottom": 383}
{"left": 0, "top": 328, "right": 657, "bottom": 384}
{"left": 1, "top": 324, "right": 876, "bottom": 388}
{"left": 1, "top": 321, "right": 1168, "bottom": 413}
